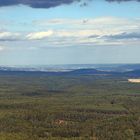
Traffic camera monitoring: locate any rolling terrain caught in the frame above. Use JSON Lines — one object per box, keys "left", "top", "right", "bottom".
{"left": 0, "top": 65, "right": 139, "bottom": 139}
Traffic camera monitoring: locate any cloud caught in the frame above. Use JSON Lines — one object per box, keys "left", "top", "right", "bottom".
{"left": 0, "top": 0, "right": 82, "bottom": 8}
{"left": 33, "top": 17, "right": 140, "bottom": 40}
{"left": 0, "top": 0, "right": 140, "bottom": 9}
{"left": 1, "top": 17, "right": 140, "bottom": 48}
{"left": 106, "top": 0, "right": 140, "bottom": 2}
{"left": 26, "top": 30, "right": 101, "bottom": 40}
{"left": 34, "top": 17, "right": 140, "bottom": 31}
{"left": 0, "top": 32, "right": 21, "bottom": 41}
{"left": 0, "top": 45, "right": 4, "bottom": 51}
{"left": 88, "top": 35, "right": 99, "bottom": 38}
{"left": 104, "top": 32, "right": 140, "bottom": 40}
{"left": 26, "top": 30, "right": 54, "bottom": 40}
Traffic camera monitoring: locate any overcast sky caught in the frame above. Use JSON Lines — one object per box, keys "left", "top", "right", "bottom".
{"left": 0, "top": 0, "right": 140, "bottom": 65}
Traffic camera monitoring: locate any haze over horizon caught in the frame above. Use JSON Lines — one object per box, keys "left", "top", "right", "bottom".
{"left": 0, "top": 0, "right": 140, "bottom": 65}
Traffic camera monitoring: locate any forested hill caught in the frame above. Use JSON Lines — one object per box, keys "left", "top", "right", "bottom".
{"left": 0, "top": 67, "right": 140, "bottom": 77}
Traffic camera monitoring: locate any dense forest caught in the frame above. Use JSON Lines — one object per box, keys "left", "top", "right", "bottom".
{"left": 0, "top": 73, "right": 139, "bottom": 140}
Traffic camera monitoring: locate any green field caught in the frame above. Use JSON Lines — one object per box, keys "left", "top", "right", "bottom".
{"left": 0, "top": 74, "right": 139, "bottom": 140}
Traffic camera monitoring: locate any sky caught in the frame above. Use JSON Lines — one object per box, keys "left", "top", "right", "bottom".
{"left": 0, "top": 0, "right": 140, "bottom": 66}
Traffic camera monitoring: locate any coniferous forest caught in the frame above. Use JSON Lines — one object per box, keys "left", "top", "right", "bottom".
{"left": 0, "top": 73, "right": 139, "bottom": 140}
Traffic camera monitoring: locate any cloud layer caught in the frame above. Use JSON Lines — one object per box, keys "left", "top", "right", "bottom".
{"left": 0, "top": 46, "right": 4, "bottom": 51}
{"left": 107, "top": 0, "right": 140, "bottom": 2}
{"left": 0, "top": 32, "right": 20, "bottom": 41}
{"left": 1, "top": 17, "right": 140, "bottom": 49}
{"left": 0, "top": 0, "right": 81, "bottom": 8}
{"left": 104, "top": 32, "right": 140, "bottom": 40}
{"left": 26, "top": 30, "right": 53, "bottom": 40}
{"left": 0, "top": 0, "right": 140, "bottom": 8}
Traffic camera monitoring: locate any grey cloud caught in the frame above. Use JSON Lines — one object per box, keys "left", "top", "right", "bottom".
{"left": 106, "top": 0, "right": 140, "bottom": 2}
{"left": 0, "top": 0, "right": 81, "bottom": 8}
{"left": 88, "top": 35, "right": 99, "bottom": 38}
{"left": 0, "top": 0, "right": 140, "bottom": 8}
{"left": 0, "top": 32, "right": 21, "bottom": 42}
{"left": 0, "top": 0, "right": 139, "bottom": 9}
{"left": 0, "top": 38, "right": 20, "bottom": 42}
{"left": 104, "top": 32, "right": 140, "bottom": 40}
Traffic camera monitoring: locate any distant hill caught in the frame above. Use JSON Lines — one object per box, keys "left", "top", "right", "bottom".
{"left": 0, "top": 68, "right": 120, "bottom": 76}
{"left": 124, "top": 70, "right": 140, "bottom": 77}
{"left": 66, "top": 69, "right": 118, "bottom": 75}
{"left": 0, "top": 65, "right": 140, "bottom": 77}
{"left": 96, "top": 64, "right": 140, "bottom": 72}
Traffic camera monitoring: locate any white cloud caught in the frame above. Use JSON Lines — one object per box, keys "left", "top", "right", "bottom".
{"left": 26, "top": 30, "right": 54, "bottom": 40}
{"left": 34, "top": 17, "right": 140, "bottom": 30}
{"left": 32, "top": 17, "right": 140, "bottom": 39}
{"left": 1, "top": 17, "right": 140, "bottom": 48}
{"left": 0, "top": 32, "right": 20, "bottom": 41}
{"left": 0, "top": 32, "right": 19, "bottom": 38}
{"left": 55, "top": 29, "right": 101, "bottom": 37}
{"left": 0, "top": 46, "right": 4, "bottom": 51}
